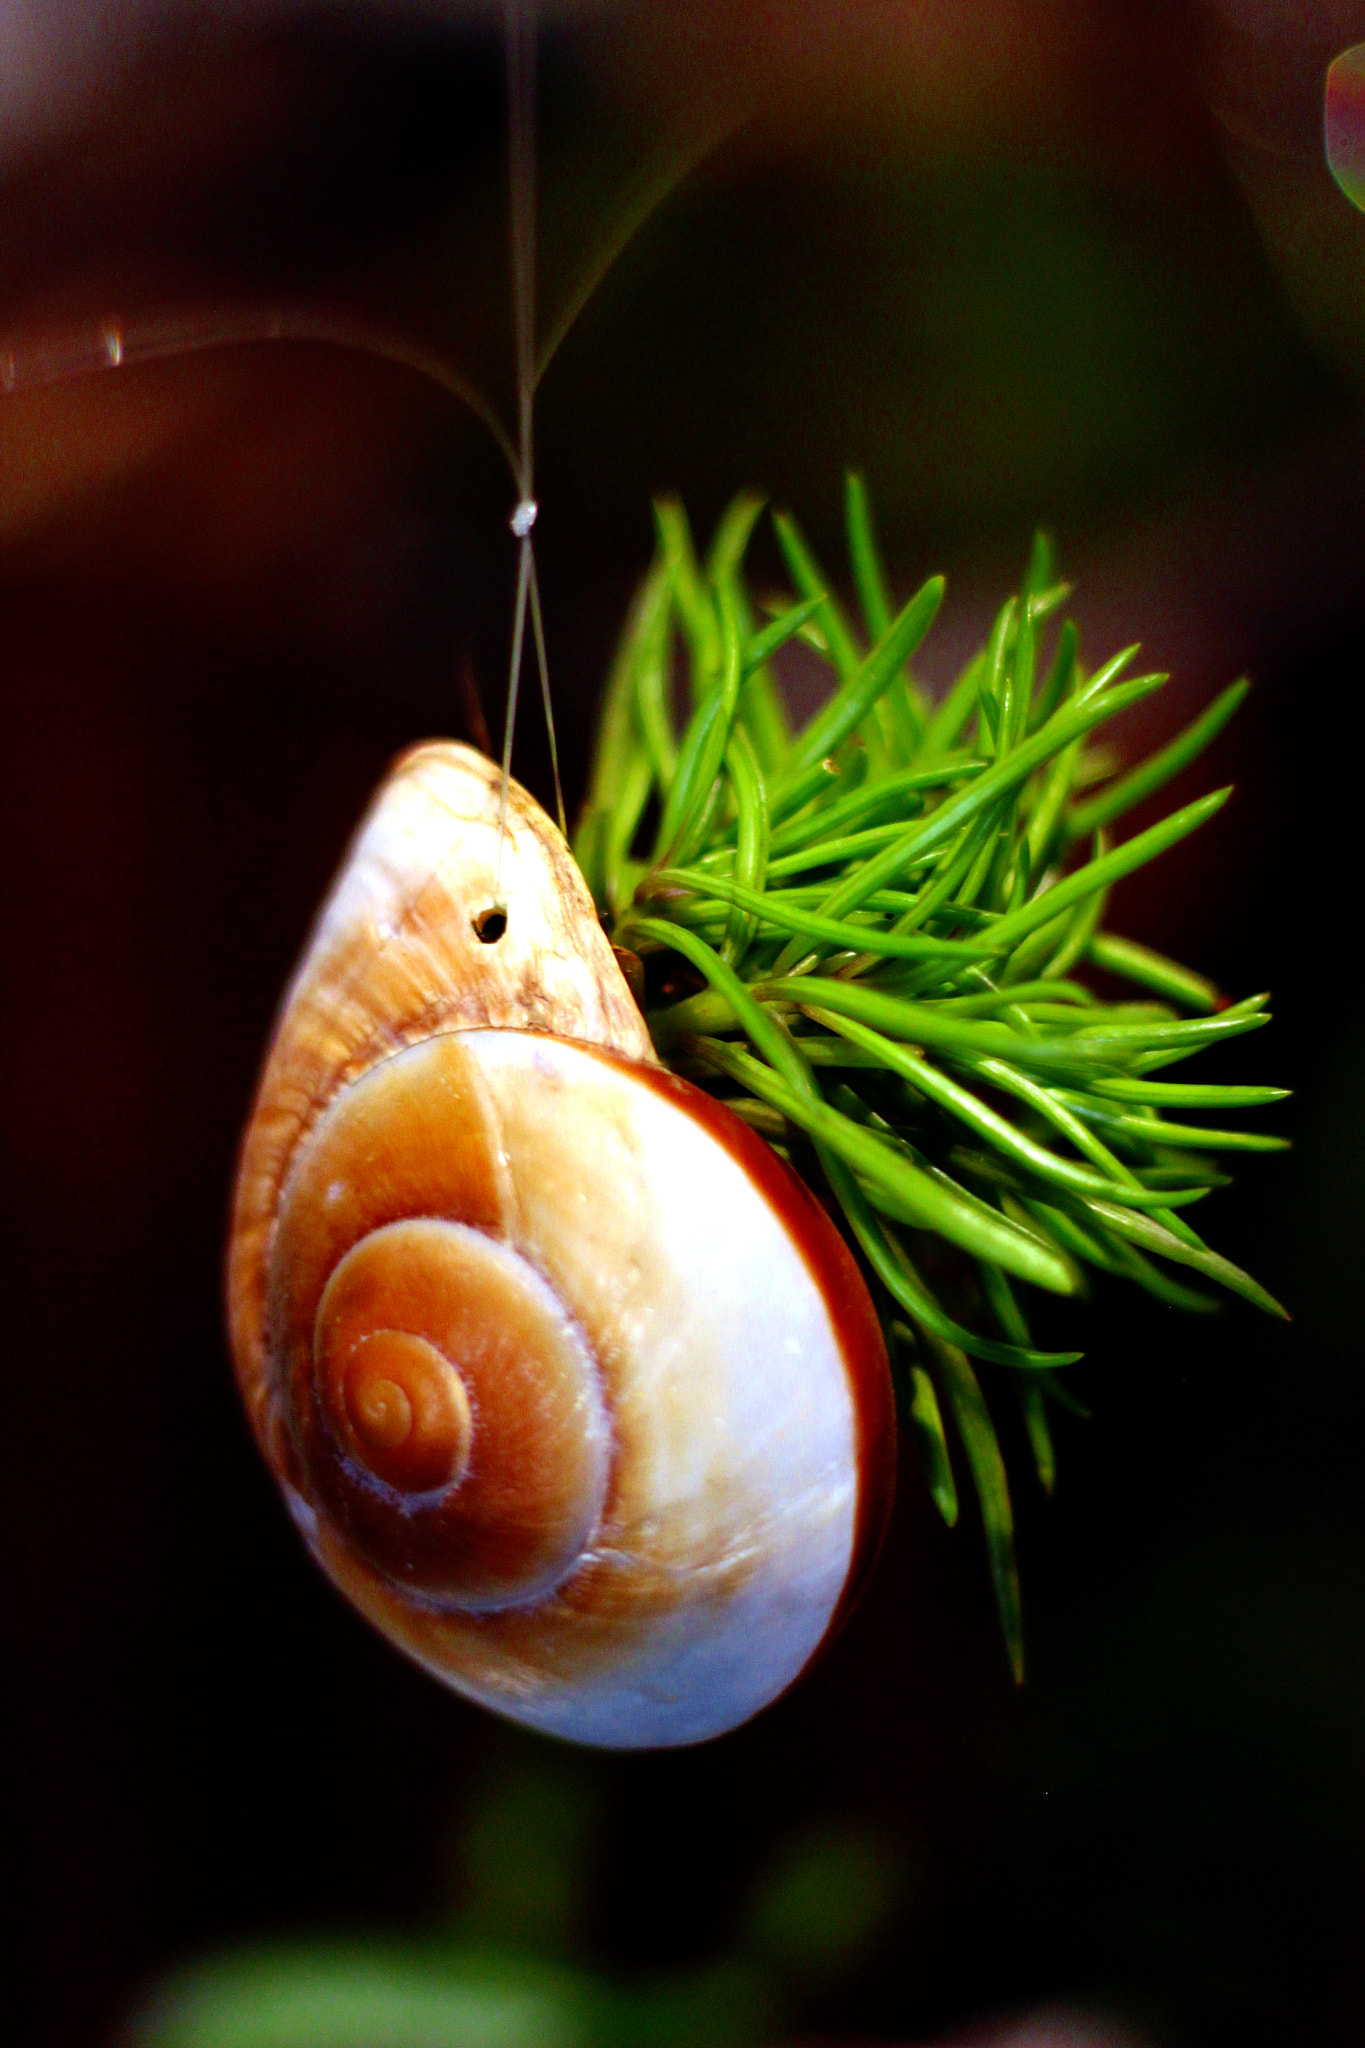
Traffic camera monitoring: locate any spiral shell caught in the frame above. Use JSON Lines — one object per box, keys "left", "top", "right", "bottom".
{"left": 228, "top": 742, "right": 894, "bottom": 1746}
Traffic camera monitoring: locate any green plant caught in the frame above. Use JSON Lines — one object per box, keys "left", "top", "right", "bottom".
{"left": 575, "top": 476, "right": 1287, "bottom": 1677}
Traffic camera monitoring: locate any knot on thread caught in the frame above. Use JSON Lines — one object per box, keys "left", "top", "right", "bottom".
{"left": 510, "top": 498, "right": 538, "bottom": 539}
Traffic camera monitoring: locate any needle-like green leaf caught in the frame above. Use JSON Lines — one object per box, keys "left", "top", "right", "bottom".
{"left": 773, "top": 574, "right": 945, "bottom": 791}
{"left": 930, "top": 1336, "right": 1024, "bottom": 1680}
{"left": 583, "top": 486, "right": 1285, "bottom": 1672}
{"left": 1064, "top": 678, "right": 1249, "bottom": 844}
{"left": 906, "top": 1362, "right": 960, "bottom": 1525}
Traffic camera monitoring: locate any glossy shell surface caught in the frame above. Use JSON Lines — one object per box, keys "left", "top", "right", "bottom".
{"left": 228, "top": 742, "right": 894, "bottom": 1747}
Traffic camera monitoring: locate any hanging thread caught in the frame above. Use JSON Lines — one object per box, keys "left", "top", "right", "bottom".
{"left": 1, "top": 1, "right": 743, "bottom": 901}
{"left": 495, "top": 0, "right": 565, "bottom": 909}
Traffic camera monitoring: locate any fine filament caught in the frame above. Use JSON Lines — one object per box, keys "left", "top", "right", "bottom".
{"left": 0, "top": 10, "right": 745, "bottom": 890}
{"left": 494, "top": 0, "right": 566, "bottom": 908}
{"left": 0, "top": 304, "right": 520, "bottom": 478}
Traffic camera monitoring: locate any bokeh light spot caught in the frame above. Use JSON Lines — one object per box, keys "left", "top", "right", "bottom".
{"left": 1326, "top": 44, "right": 1365, "bottom": 211}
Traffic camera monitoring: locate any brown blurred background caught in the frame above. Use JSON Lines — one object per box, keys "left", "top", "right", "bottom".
{"left": 6, "top": 3, "right": 1365, "bottom": 2044}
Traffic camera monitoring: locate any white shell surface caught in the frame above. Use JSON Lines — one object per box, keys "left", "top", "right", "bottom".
{"left": 309, "top": 1030, "right": 863, "bottom": 1748}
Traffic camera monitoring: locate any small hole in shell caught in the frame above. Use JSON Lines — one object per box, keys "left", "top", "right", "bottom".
{"left": 474, "top": 907, "right": 507, "bottom": 944}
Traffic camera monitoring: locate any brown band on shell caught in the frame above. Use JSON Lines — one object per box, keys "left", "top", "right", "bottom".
{"left": 270, "top": 1048, "right": 612, "bottom": 1610}
{"left": 227, "top": 741, "right": 655, "bottom": 1477}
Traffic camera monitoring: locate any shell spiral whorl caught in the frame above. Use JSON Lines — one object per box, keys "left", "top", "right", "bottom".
{"left": 272, "top": 1037, "right": 613, "bottom": 1610}
{"left": 228, "top": 743, "right": 895, "bottom": 1747}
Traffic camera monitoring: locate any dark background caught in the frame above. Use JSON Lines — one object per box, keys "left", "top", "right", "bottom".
{"left": 5, "top": 4, "right": 1365, "bottom": 2043}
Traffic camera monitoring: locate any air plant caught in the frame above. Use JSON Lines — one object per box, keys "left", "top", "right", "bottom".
{"left": 576, "top": 475, "right": 1287, "bottom": 1676}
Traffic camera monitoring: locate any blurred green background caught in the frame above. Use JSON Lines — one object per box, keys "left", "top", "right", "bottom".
{"left": 4, "top": 4, "right": 1365, "bottom": 2044}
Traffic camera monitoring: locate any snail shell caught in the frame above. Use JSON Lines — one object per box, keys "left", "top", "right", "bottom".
{"left": 228, "top": 741, "right": 894, "bottom": 1747}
